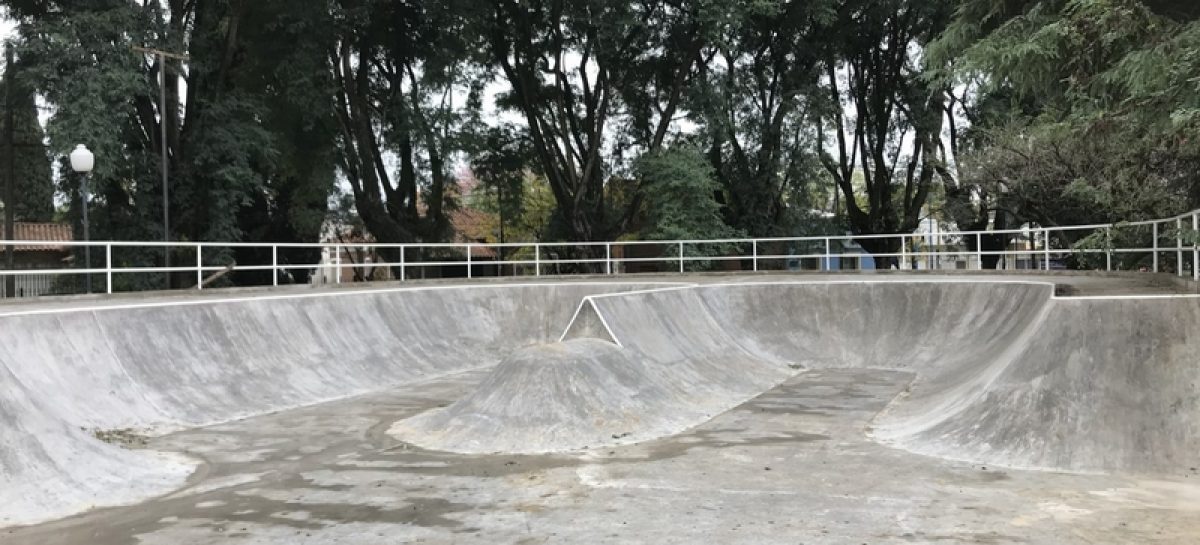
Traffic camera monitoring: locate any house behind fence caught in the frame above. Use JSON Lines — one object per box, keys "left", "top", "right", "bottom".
{"left": 0, "top": 223, "right": 73, "bottom": 298}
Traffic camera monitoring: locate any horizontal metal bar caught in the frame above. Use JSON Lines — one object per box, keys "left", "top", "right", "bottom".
{"left": 1, "top": 208, "right": 1196, "bottom": 293}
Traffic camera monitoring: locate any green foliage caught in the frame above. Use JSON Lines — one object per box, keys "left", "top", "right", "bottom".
{"left": 330, "top": 0, "right": 478, "bottom": 246}
{"left": 635, "top": 147, "right": 745, "bottom": 270}
{"left": 0, "top": 66, "right": 53, "bottom": 222}
{"left": 468, "top": 125, "right": 531, "bottom": 241}
{"left": 936, "top": 0, "right": 1200, "bottom": 233}
{"left": 4, "top": 0, "right": 339, "bottom": 289}
{"left": 636, "top": 147, "right": 744, "bottom": 242}
{"left": 4, "top": 0, "right": 1192, "bottom": 279}
{"left": 688, "top": 0, "right": 840, "bottom": 237}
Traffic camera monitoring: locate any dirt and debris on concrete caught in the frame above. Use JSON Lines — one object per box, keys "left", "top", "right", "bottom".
{"left": 90, "top": 428, "right": 152, "bottom": 449}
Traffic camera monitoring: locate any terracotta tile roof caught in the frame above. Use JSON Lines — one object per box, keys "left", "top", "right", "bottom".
{"left": 1, "top": 222, "right": 73, "bottom": 252}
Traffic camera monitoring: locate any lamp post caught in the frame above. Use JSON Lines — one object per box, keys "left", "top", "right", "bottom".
{"left": 70, "top": 144, "right": 94, "bottom": 293}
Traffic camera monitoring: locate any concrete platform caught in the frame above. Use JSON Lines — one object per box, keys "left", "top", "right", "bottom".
{"left": 2, "top": 273, "right": 1199, "bottom": 543}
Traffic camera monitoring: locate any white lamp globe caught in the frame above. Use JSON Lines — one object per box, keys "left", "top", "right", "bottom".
{"left": 69, "top": 144, "right": 94, "bottom": 173}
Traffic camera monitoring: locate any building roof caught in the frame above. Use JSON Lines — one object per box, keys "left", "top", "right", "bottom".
{"left": 1, "top": 222, "right": 73, "bottom": 252}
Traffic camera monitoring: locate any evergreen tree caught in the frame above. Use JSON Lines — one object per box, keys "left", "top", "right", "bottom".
{"left": 0, "top": 67, "right": 53, "bottom": 222}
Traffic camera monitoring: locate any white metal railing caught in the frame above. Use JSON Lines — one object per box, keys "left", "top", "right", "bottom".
{"left": 1, "top": 209, "right": 1197, "bottom": 297}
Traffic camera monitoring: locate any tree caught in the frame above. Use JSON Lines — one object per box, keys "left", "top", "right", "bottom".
{"left": 483, "top": 1, "right": 637, "bottom": 242}
{"left": 636, "top": 147, "right": 743, "bottom": 242}
{"left": 0, "top": 64, "right": 53, "bottom": 222}
{"left": 469, "top": 125, "right": 537, "bottom": 250}
{"left": 6, "top": 0, "right": 339, "bottom": 289}
{"left": 692, "top": 0, "right": 835, "bottom": 237}
{"left": 618, "top": 0, "right": 724, "bottom": 153}
{"left": 484, "top": 1, "right": 734, "bottom": 242}
{"left": 816, "top": 0, "right": 955, "bottom": 264}
{"left": 635, "top": 146, "right": 745, "bottom": 270}
{"left": 931, "top": 0, "right": 1200, "bottom": 233}
{"left": 330, "top": 0, "right": 480, "bottom": 249}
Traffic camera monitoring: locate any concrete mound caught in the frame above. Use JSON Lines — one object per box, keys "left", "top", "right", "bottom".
{"left": 392, "top": 289, "right": 796, "bottom": 454}
{"left": 391, "top": 339, "right": 705, "bottom": 453}
{"left": 401, "top": 281, "right": 1200, "bottom": 473}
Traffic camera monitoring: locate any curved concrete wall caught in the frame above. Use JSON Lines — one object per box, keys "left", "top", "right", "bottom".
{"left": 0, "top": 283, "right": 673, "bottom": 527}
{"left": 394, "top": 287, "right": 794, "bottom": 453}
{"left": 881, "top": 297, "right": 1200, "bottom": 473}
{"left": 405, "top": 281, "right": 1199, "bottom": 474}
{"left": 5, "top": 280, "right": 1198, "bottom": 527}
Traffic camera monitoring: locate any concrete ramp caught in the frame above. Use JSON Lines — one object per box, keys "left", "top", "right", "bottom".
{"left": 393, "top": 288, "right": 795, "bottom": 453}
{"left": 0, "top": 283, "right": 675, "bottom": 527}
{"left": 0, "top": 359, "right": 193, "bottom": 525}
{"left": 4, "top": 279, "right": 1200, "bottom": 529}
{"left": 874, "top": 297, "right": 1200, "bottom": 473}
{"left": 394, "top": 280, "right": 1200, "bottom": 474}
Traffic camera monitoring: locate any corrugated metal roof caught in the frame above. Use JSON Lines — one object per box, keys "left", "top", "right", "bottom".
{"left": 0, "top": 222, "right": 73, "bottom": 252}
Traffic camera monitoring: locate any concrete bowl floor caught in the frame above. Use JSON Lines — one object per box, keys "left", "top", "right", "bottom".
{"left": 6, "top": 365, "right": 1199, "bottom": 545}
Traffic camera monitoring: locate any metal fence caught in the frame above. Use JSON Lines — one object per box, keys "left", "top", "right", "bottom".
{"left": 1, "top": 209, "right": 1198, "bottom": 297}
{"left": 0, "top": 273, "right": 57, "bottom": 299}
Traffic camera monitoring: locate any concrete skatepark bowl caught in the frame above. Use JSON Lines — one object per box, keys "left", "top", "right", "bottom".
{"left": 1, "top": 275, "right": 1199, "bottom": 544}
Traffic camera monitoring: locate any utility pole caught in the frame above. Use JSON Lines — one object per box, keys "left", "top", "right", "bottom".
{"left": 3, "top": 45, "right": 14, "bottom": 299}
{"left": 132, "top": 45, "right": 188, "bottom": 288}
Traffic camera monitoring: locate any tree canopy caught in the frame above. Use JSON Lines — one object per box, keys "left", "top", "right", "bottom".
{"left": 0, "top": 0, "right": 1194, "bottom": 279}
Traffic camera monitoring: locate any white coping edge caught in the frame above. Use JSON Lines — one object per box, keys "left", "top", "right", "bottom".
{"left": 559, "top": 278, "right": 1200, "bottom": 345}
{"left": 575, "top": 278, "right": 1200, "bottom": 302}
{"left": 0, "top": 281, "right": 693, "bottom": 319}
{"left": 1, "top": 277, "right": 1194, "bottom": 321}
{"left": 557, "top": 299, "right": 629, "bottom": 348}
{"left": 701, "top": 278, "right": 1200, "bottom": 301}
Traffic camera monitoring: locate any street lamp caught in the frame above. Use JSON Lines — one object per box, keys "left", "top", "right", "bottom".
{"left": 70, "top": 144, "right": 94, "bottom": 293}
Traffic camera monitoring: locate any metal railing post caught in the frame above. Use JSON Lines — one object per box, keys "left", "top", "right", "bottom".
{"left": 1106, "top": 226, "right": 1113, "bottom": 271}
{"left": 975, "top": 232, "right": 983, "bottom": 270}
{"left": 195, "top": 244, "right": 203, "bottom": 290}
{"left": 678, "top": 241, "right": 684, "bottom": 273}
{"left": 399, "top": 245, "right": 406, "bottom": 282}
{"left": 824, "top": 238, "right": 831, "bottom": 271}
{"left": 606, "top": 243, "right": 612, "bottom": 275}
{"left": 271, "top": 245, "right": 278, "bottom": 287}
{"left": 1152, "top": 222, "right": 1159, "bottom": 273}
{"left": 466, "top": 244, "right": 473, "bottom": 279}
{"left": 105, "top": 243, "right": 113, "bottom": 294}
{"left": 535, "top": 245, "right": 541, "bottom": 276}
{"left": 1178, "top": 218, "right": 1184, "bottom": 277}
{"left": 1044, "top": 230, "right": 1051, "bottom": 271}
{"left": 932, "top": 232, "right": 939, "bottom": 270}
{"left": 752, "top": 240, "right": 758, "bottom": 272}
{"left": 900, "top": 235, "right": 907, "bottom": 270}
{"left": 1193, "top": 213, "right": 1198, "bottom": 282}
{"left": 335, "top": 245, "right": 342, "bottom": 284}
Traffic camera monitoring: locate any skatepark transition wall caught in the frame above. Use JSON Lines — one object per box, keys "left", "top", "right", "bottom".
{"left": 1, "top": 280, "right": 1197, "bottom": 527}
